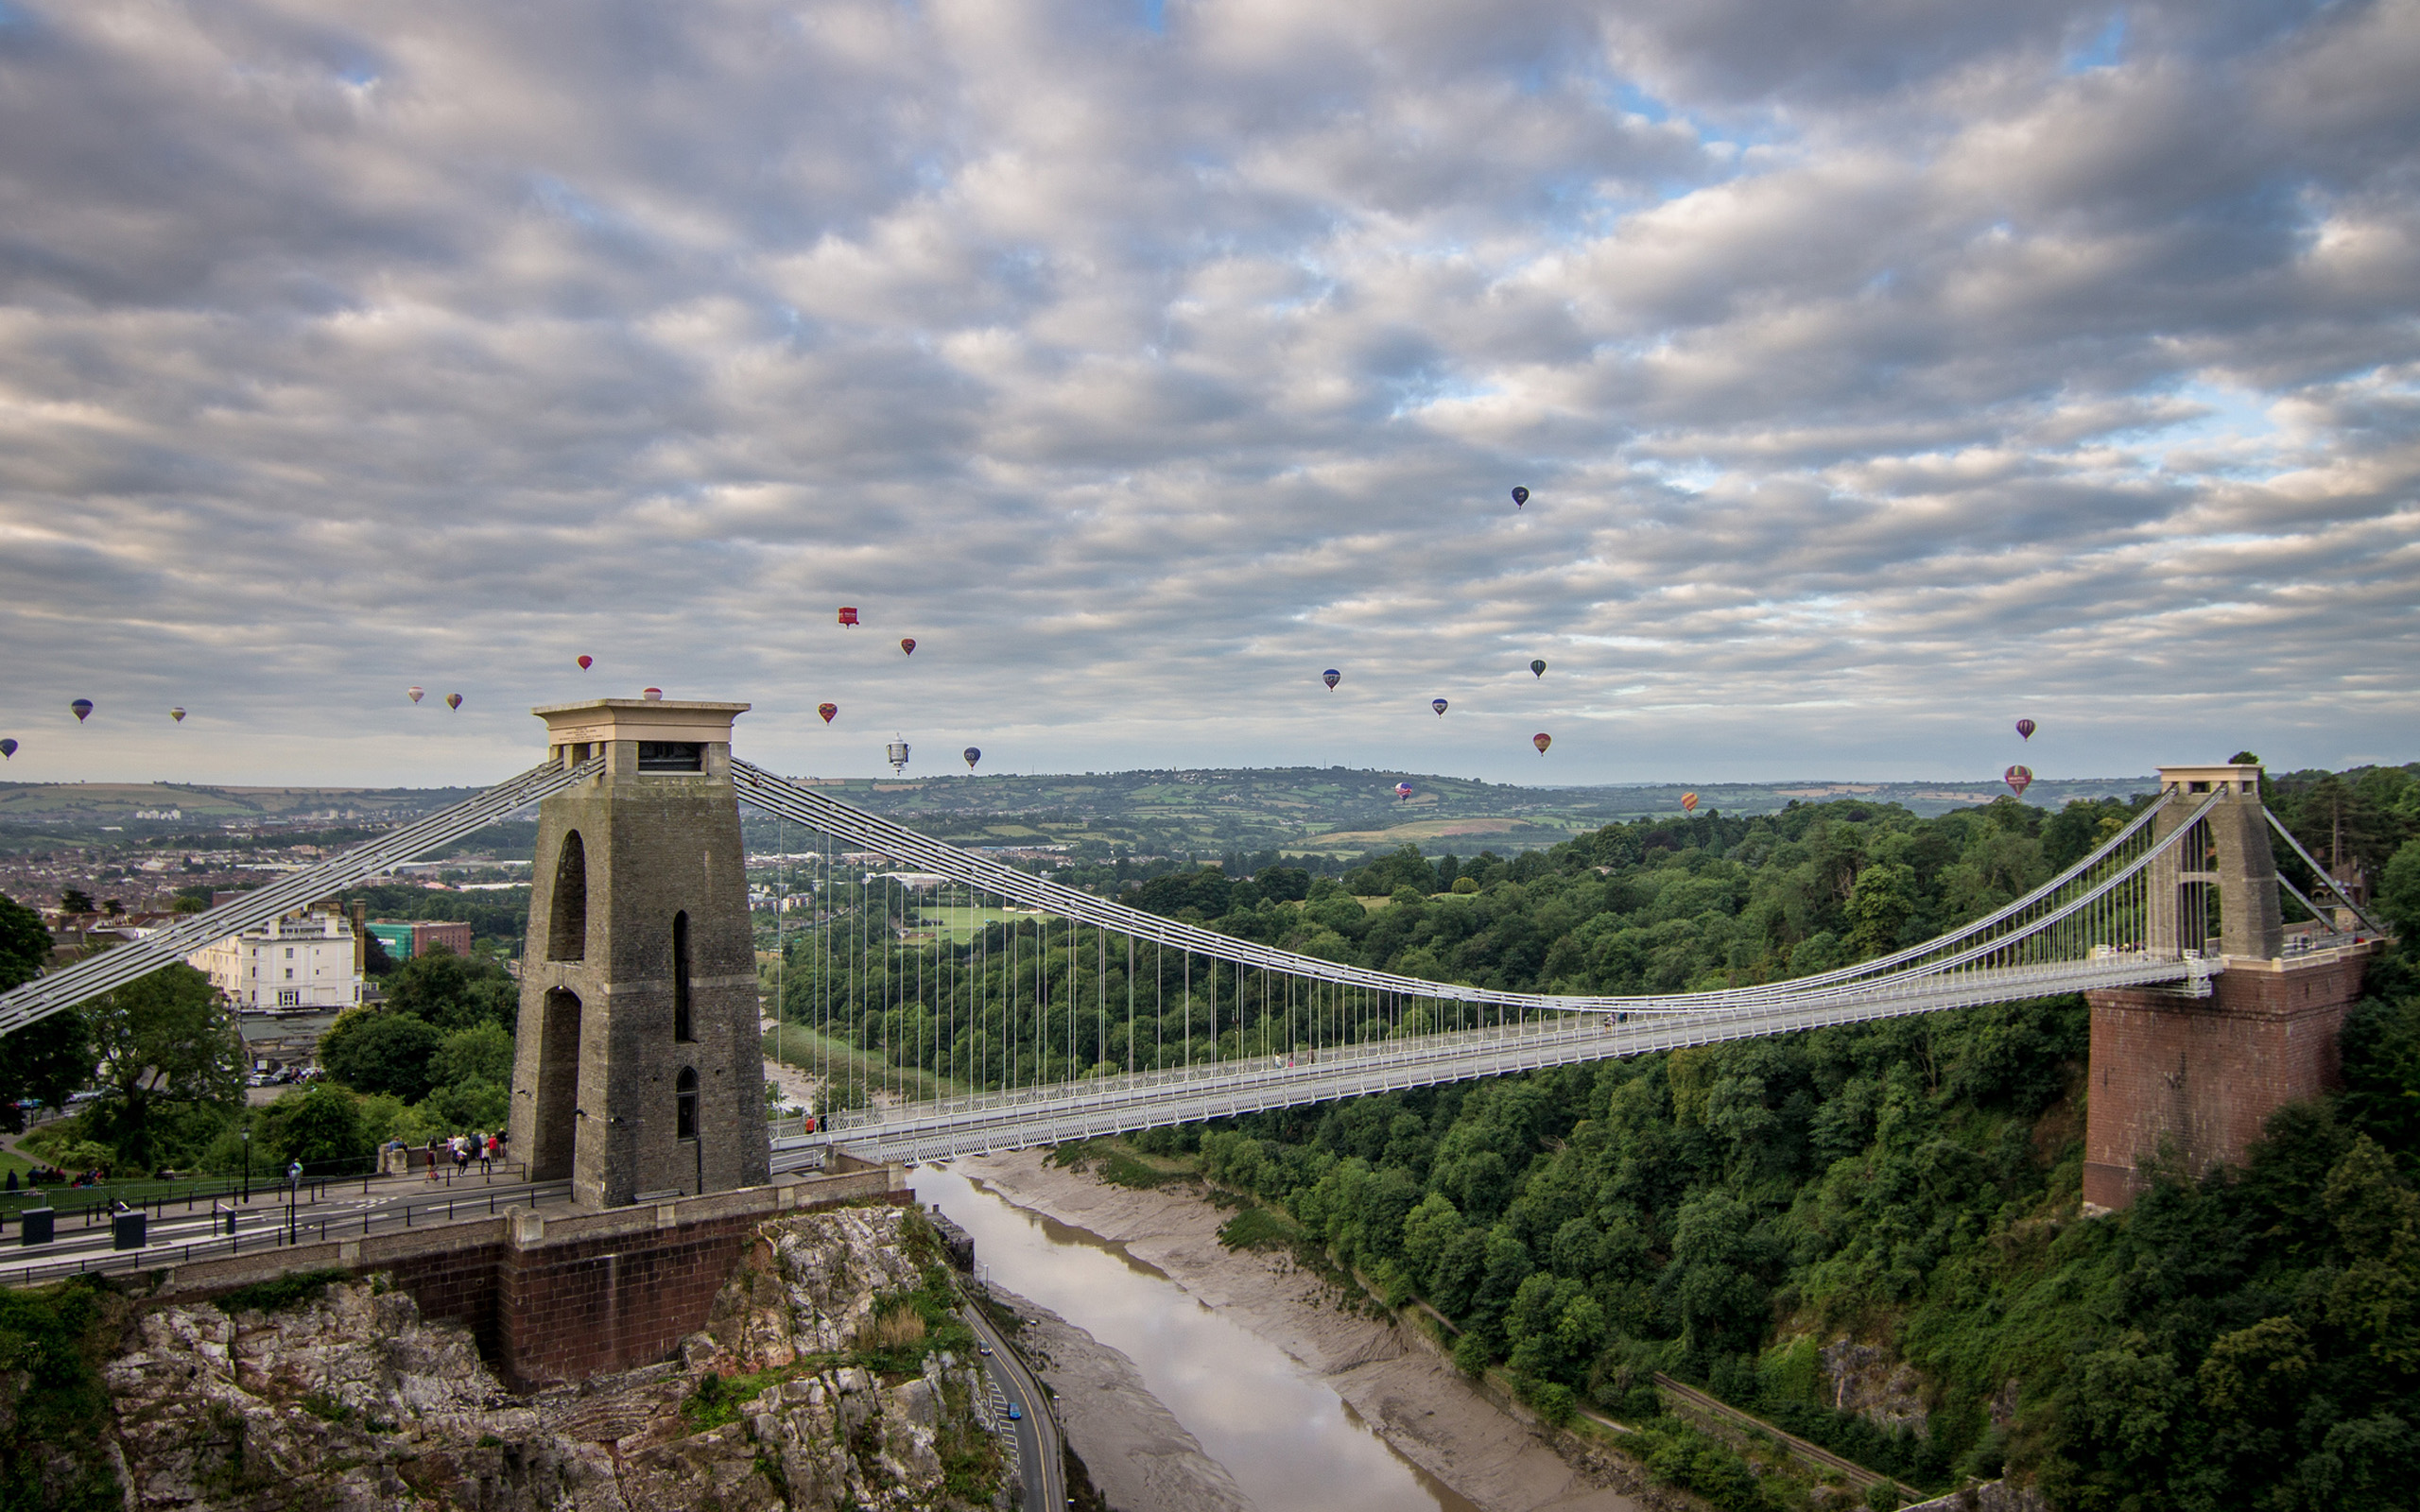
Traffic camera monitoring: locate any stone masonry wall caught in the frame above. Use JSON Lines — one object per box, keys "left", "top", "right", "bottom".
{"left": 139, "top": 1164, "right": 906, "bottom": 1390}
{"left": 2083, "top": 948, "right": 2373, "bottom": 1211}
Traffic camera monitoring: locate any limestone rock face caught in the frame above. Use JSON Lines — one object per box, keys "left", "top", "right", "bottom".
{"left": 102, "top": 1208, "right": 1002, "bottom": 1511}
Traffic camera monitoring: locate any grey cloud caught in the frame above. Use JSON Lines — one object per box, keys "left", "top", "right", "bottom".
{"left": 0, "top": 0, "right": 2411, "bottom": 789}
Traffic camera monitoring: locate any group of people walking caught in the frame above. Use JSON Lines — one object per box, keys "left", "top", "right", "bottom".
{"left": 424, "top": 1130, "right": 503, "bottom": 1181}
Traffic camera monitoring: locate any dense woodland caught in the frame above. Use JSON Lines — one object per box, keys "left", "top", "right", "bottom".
{"left": 779, "top": 763, "right": 2420, "bottom": 1509}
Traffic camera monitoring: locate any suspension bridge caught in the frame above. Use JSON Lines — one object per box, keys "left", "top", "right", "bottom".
{"left": 0, "top": 703, "right": 2382, "bottom": 1183}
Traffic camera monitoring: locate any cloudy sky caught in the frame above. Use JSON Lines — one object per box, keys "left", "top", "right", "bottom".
{"left": 1, "top": 1, "right": 2414, "bottom": 789}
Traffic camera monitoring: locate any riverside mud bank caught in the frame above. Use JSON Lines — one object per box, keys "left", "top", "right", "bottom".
{"left": 950, "top": 1149, "right": 1654, "bottom": 1512}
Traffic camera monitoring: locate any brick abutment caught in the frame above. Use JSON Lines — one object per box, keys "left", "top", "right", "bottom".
{"left": 2083, "top": 945, "right": 2377, "bottom": 1211}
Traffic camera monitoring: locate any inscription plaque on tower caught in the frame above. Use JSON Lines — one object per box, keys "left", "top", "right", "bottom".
{"left": 508, "top": 697, "right": 771, "bottom": 1208}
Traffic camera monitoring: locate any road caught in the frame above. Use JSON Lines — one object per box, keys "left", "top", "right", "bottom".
{"left": 1, "top": 1165, "right": 559, "bottom": 1285}
{"left": 960, "top": 1298, "right": 1065, "bottom": 1512}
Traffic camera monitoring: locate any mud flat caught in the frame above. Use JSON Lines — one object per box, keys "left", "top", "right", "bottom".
{"left": 993, "top": 1286, "right": 1257, "bottom": 1512}
{"left": 942, "top": 1149, "right": 1649, "bottom": 1512}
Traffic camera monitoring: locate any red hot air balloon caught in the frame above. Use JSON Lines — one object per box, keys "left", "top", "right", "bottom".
{"left": 578, "top": 655, "right": 593, "bottom": 671}
{"left": 407, "top": 686, "right": 424, "bottom": 704}
{"left": 0, "top": 739, "right": 15, "bottom": 760}
{"left": 642, "top": 688, "right": 663, "bottom": 701}
{"left": 1533, "top": 732, "right": 1552, "bottom": 755}
{"left": 1682, "top": 792, "right": 1699, "bottom": 812}
{"left": 817, "top": 702, "right": 838, "bottom": 724}
{"left": 2004, "top": 764, "right": 2034, "bottom": 799}
{"left": 837, "top": 607, "right": 859, "bottom": 627}
{"left": 169, "top": 707, "right": 186, "bottom": 723}
{"left": 1394, "top": 782, "right": 1413, "bottom": 801}
{"left": 900, "top": 638, "right": 916, "bottom": 656}
{"left": 963, "top": 747, "right": 981, "bottom": 769}
{"left": 70, "top": 698, "right": 93, "bottom": 722}
{"left": 1322, "top": 669, "right": 1340, "bottom": 690}
{"left": 1432, "top": 698, "right": 1448, "bottom": 716}
{"left": 2015, "top": 718, "right": 2036, "bottom": 741}
{"left": 445, "top": 693, "right": 463, "bottom": 711}
{"left": 1512, "top": 487, "right": 1530, "bottom": 507}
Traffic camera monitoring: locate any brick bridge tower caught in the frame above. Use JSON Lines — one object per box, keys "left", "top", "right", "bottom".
{"left": 509, "top": 697, "right": 771, "bottom": 1209}
{"left": 2083, "top": 763, "right": 2382, "bottom": 1211}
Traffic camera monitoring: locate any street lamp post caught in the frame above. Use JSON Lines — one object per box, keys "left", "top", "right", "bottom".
{"left": 240, "top": 1126, "right": 250, "bottom": 1202}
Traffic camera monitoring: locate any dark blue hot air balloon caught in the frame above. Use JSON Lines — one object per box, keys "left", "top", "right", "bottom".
{"left": 70, "top": 698, "right": 93, "bottom": 722}
{"left": 1322, "top": 669, "right": 1340, "bottom": 690}
{"left": 1512, "top": 486, "right": 1530, "bottom": 507}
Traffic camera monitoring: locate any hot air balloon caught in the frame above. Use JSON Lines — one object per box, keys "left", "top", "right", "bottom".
{"left": 1682, "top": 792, "right": 1699, "bottom": 812}
{"left": 837, "top": 607, "right": 859, "bottom": 627}
{"left": 578, "top": 655, "right": 593, "bottom": 671}
{"left": 2004, "top": 764, "right": 2034, "bottom": 799}
{"left": 445, "top": 693, "right": 463, "bottom": 711}
{"left": 642, "top": 688, "right": 663, "bottom": 702}
{"left": 963, "top": 747, "right": 981, "bottom": 770}
{"left": 407, "top": 686, "right": 424, "bottom": 704}
{"left": 887, "top": 737, "right": 910, "bottom": 774}
{"left": 817, "top": 702, "right": 838, "bottom": 724}
{"left": 1432, "top": 698, "right": 1448, "bottom": 716}
{"left": 1394, "top": 782, "right": 1413, "bottom": 801}
{"left": 1322, "top": 669, "right": 1340, "bottom": 690}
{"left": 1530, "top": 660, "right": 1547, "bottom": 679}
{"left": 70, "top": 698, "right": 93, "bottom": 722}
{"left": 1532, "top": 732, "right": 1551, "bottom": 755}
{"left": 169, "top": 708, "right": 186, "bottom": 723}
{"left": 2015, "top": 718, "right": 2036, "bottom": 741}
{"left": 1512, "top": 487, "right": 1530, "bottom": 507}
{"left": 900, "top": 638, "right": 916, "bottom": 657}
{"left": 0, "top": 739, "right": 15, "bottom": 760}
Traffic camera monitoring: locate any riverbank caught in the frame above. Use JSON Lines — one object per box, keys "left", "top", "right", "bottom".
{"left": 990, "top": 1285, "right": 1257, "bottom": 1512}
{"left": 954, "top": 1148, "right": 1656, "bottom": 1512}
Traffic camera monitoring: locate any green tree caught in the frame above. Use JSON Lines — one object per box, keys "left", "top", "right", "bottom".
{"left": 1846, "top": 862, "right": 1916, "bottom": 956}
{"left": 319, "top": 1011, "right": 445, "bottom": 1101}
{"left": 257, "top": 1084, "right": 371, "bottom": 1171}
{"left": 380, "top": 947, "right": 516, "bottom": 1032}
{"left": 432, "top": 1021, "right": 514, "bottom": 1090}
{"left": 2378, "top": 839, "right": 2420, "bottom": 938}
{"left": 81, "top": 964, "right": 244, "bottom": 1169}
{"left": 0, "top": 894, "right": 92, "bottom": 1129}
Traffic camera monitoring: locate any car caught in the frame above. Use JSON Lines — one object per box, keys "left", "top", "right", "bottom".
{"left": 977, "top": 1344, "right": 993, "bottom": 1356}
{"left": 1006, "top": 1402, "right": 1021, "bottom": 1421}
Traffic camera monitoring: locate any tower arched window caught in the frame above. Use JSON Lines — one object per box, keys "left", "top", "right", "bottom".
{"left": 546, "top": 832, "right": 587, "bottom": 961}
{"left": 672, "top": 910, "right": 694, "bottom": 1042}
{"left": 676, "top": 1067, "right": 699, "bottom": 1140}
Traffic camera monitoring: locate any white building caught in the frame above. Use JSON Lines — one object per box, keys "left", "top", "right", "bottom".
{"left": 188, "top": 905, "right": 365, "bottom": 1011}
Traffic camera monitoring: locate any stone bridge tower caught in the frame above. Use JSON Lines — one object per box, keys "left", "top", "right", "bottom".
{"left": 2083, "top": 763, "right": 2381, "bottom": 1211}
{"left": 508, "top": 698, "right": 771, "bottom": 1209}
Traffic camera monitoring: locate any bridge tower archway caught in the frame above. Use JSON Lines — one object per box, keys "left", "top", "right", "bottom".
{"left": 508, "top": 698, "right": 771, "bottom": 1208}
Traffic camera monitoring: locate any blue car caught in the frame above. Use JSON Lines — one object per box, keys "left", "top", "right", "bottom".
{"left": 1007, "top": 1402, "right": 1022, "bottom": 1421}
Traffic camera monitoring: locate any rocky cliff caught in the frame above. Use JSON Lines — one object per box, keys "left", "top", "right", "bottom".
{"left": 83, "top": 1205, "right": 1006, "bottom": 1511}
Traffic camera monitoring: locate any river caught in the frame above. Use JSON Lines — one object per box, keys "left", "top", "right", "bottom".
{"left": 915, "top": 1163, "right": 1480, "bottom": 1512}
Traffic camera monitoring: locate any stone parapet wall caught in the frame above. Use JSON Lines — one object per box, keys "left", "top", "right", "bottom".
{"left": 139, "top": 1164, "right": 907, "bottom": 1389}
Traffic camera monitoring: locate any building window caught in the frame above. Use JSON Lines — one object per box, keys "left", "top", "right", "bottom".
{"left": 672, "top": 911, "right": 694, "bottom": 1042}
{"left": 676, "top": 1067, "right": 699, "bottom": 1139}
{"left": 278, "top": 988, "right": 301, "bottom": 1006}
{"left": 284, "top": 969, "right": 295, "bottom": 980}
{"left": 637, "top": 741, "right": 703, "bottom": 772}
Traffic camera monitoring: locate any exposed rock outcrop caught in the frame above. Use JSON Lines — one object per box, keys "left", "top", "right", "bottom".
{"left": 100, "top": 1206, "right": 1005, "bottom": 1511}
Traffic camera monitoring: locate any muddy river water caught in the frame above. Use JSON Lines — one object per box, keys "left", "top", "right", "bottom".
{"left": 915, "top": 1163, "right": 1479, "bottom": 1512}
